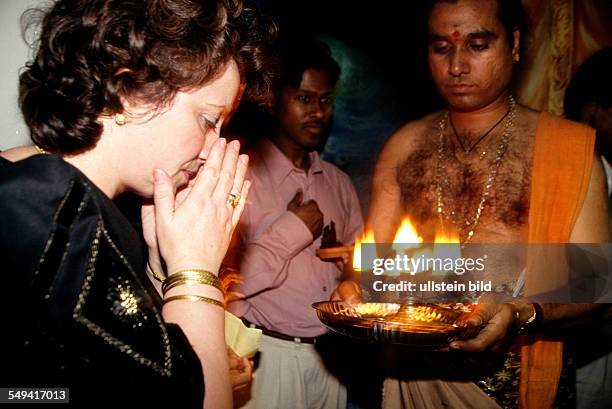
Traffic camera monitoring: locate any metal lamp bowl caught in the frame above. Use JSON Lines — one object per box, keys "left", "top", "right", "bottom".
{"left": 312, "top": 301, "right": 474, "bottom": 347}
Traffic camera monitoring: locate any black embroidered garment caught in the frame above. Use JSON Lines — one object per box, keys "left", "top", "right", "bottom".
{"left": 0, "top": 155, "right": 204, "bottom": 406}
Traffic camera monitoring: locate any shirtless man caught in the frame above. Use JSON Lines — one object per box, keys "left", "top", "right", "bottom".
{"left": 332, "top": 0, "right": 609, "bottom": 407}
{"left": 336, "top": 0, "right": 608, "bottom": 347}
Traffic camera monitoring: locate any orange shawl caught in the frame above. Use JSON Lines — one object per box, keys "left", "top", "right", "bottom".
{"left": 521, "top": 112, "right": 595, "bottom": 408}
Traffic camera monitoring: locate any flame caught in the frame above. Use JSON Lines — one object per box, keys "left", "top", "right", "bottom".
{"left": 433, "top": 226, "right": 461, "bottom": 275}
{"left": 391, "top": 217, "right": 423, "bottom": 255}
{"left": 434, "top": 228, "right": 460, "bottom": 244}
{"left": 409, "top": 306, "right": 444, "bottom": 322}
{"left": 353, "top": 230, "right": 375, "bottom": 272}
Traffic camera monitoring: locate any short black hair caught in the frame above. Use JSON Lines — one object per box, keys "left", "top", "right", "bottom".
{"left": 427, "top": 0, "right": 527, "bottom": 55}
{"left": 564, "top": 48, "right": 612, "bottom": 121}
{"left": 277, "top": 38, "right": 340, "bottom": 91}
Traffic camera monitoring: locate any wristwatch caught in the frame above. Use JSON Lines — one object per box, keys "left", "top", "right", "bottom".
{"left": 514, "top": 302, "right": 543, "bottom": 334}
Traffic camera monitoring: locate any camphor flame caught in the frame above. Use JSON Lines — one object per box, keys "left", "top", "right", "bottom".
{"left": 391, "top": 217, "right": 423, "bottom": 255}
{"left": 353, "top": 230, "right": 375, "bottom": 272}
{"left": 409, "top": 306, "right": 444, "bottom": 322}
{"left": 433, "top": 226, "right": 461, "bottom": 274}
{"left": 433, "top": 228, "right": 460, "bottom": 244}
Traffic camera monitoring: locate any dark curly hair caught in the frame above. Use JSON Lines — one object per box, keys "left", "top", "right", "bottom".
{"left": 19, "top": 0, "right": 277, "bottom": 154}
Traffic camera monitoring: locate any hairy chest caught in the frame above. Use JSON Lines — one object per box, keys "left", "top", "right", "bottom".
{"left": 395, "top": 134, "right": 534, "bottom": 242}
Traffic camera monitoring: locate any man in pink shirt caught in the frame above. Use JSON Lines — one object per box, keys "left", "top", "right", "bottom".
{"left": 227, "top": 40, "right": 363, "bottom": 408}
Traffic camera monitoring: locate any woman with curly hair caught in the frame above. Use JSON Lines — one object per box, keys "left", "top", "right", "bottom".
{"left": 0, "top": 0, "right": 275, "bottom": 407}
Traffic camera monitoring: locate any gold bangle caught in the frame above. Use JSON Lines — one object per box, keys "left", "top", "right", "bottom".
{"left": 147, "top": 263, "right": 166, "bottom": 282}
{"left": 163, "top": 294, "right": 224, "bottom": 308}
{"left": 166, "top": 273, "right": 221, "bottom": 287}
{"left": 162, "top": 269, "right": 223, "bottom": 295}
{"left": 162, "top": 277, "right": 222, "bottom": 295}
{"left": 168, "top": 269, "right": 220, "bottom": 280}
{"left": 163, "top": 270, "right": 222, "bottom": 292}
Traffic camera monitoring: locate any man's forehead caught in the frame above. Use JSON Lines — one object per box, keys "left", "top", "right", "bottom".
{"left": 428, "top": 0, "right": 502, "bottom": 35}
{"left": 295, "top": 69, "right": 333, "bottom": 94}
{"left": 283, "top": 84, "right": 333, "bottom": 98}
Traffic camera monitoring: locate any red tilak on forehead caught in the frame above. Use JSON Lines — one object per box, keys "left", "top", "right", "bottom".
{"left": 452, "top": 31, "right": 461, "bottom": 40}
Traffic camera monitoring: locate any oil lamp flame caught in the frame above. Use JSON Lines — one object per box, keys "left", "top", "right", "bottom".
{"left": 391, "top": 217, "right": 423, "bottom": 255}
{"left": 433, "top": 227, "right": 462, "bottom": 274}
{"left": 353, "top": 230, "right": 375, "bottom": 272}
{"left": 434, "top": 229, "right": 460, "bottom": 244}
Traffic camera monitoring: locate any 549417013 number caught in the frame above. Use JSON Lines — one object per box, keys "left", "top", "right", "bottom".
{"left": 0, "top": 388, "right": 69, "bottom": 403}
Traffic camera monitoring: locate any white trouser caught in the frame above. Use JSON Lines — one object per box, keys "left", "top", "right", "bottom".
{"left": 236, "top": 334, "right": 347, "bottom": 409}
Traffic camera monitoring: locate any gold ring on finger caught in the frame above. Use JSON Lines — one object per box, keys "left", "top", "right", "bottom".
{"left": 227, "top": 193, "right": 240, "bottom": 208}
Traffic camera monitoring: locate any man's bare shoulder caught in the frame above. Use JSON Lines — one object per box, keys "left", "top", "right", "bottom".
{"left": 379, "top": 111, "right": 442, "bottom": 164}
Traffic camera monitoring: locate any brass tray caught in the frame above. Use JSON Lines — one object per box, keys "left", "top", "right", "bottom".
{"left": 312, "top": 301, "right": 475, "bottom": 347}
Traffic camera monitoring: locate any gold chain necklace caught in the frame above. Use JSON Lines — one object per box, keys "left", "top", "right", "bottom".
{"left": 435, "top": 95, "right": 516, "bottom": 244}
{"left": 34, "top": 145, "right": 48, "bottom": 155}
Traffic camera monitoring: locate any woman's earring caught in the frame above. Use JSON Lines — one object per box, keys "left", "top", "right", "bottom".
{"left": 115, "top": 113, "right": 127, "bottom": 126}
{"left": 513, "top": 53, "right": 520, "bottom": 63}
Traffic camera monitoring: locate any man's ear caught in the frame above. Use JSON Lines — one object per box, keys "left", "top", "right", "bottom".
{"left": 512, "top": 28, "right": 521, "bottom": 63}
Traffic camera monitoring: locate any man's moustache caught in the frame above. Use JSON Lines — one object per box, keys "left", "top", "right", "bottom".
{"left": 302, "top": 121, "right": 326, "bottom": 128}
